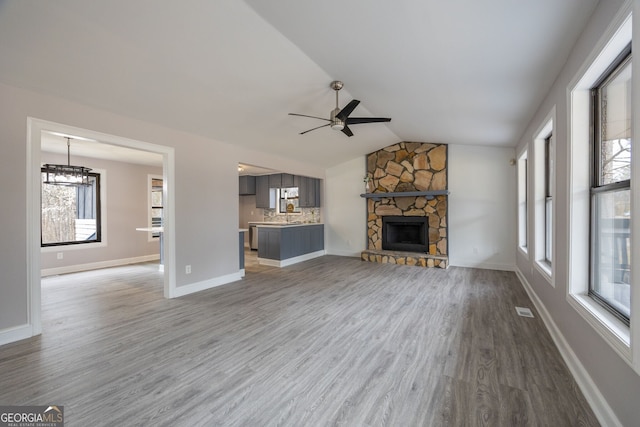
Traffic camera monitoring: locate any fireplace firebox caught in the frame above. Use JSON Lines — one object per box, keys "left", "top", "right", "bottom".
{"left": 382, "top": 216, "right": 429, "bottom": 253}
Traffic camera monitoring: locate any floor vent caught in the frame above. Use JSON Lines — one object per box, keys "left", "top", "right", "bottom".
{"left": 515, "top": 306, "right": 534, "bottom": 318}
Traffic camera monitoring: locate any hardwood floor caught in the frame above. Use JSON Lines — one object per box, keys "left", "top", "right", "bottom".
{"left": 0, "top": 256, "right": 599, "bottom": 426}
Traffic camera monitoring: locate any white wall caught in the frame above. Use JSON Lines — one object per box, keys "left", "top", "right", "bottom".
{"left": 325, "top": 157, "right": 367, "bottom": 257}
{"left": 514, "top": 1, "right": 640, "bottom": 425}
{"left": 448, "top": 144, "right": 516, "bottom": 270}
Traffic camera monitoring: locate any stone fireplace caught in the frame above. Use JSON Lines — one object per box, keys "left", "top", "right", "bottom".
{"left": 361, "top": 142, "right": 448, "bottom": 268}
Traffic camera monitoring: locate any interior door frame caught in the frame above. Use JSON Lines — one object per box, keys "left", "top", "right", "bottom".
{"left": 27, "top": 117, "right": 176, "bottom": 336}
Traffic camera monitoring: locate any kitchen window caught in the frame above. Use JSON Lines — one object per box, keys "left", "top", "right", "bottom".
{"left": 277, "top": 187, "right": 301, "bottom": 214}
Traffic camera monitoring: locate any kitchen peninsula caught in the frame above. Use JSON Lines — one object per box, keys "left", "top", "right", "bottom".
{"left": 249, "top": 222, "right": 324, "bottom": 267}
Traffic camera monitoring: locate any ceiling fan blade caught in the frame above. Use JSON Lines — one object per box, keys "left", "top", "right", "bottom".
{"left": 341, "top": 125, "right": 354, "bottom": 137}
{"left": 288, "top": 113, "right": 331, "bottom": 122}
{"left": 346, "top": 117, "right": 392, "bottom": 124}
{"left": 336, "top": 99, "right": 360, "bottom": 121}
{"left": 300, "top": 123, "right": 331, "bottom": 135}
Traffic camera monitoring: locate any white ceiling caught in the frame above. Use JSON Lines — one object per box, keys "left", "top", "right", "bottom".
{"left": 0, "top": 0, "right": 598, "bottom": 168}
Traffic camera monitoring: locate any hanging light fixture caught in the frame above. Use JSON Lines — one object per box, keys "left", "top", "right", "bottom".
{"left": 42, "top": 137, "right": 92, "bottom": 186}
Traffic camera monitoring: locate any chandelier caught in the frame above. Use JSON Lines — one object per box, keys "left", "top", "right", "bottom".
{"left": 42, "top": 137, "right": 92, "bottom": 186}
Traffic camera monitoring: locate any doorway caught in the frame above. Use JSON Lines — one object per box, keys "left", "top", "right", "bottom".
{"left": 27, "top": 118, "right": 176, "bottom": 336}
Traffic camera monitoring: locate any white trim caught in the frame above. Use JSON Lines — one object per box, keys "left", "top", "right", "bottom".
{"left": 26, "top": 118, "right": 177, "bottom": 345}
{"left": 532, "top": 107, "right": 556, "bottom": 287}
{"left": 448, "top": 260, "right": 515, "bottom": 272}
{"left": 41, "top": 254, "right": 160, "bottom": 277}
{"left": 567, "top": 293, "right": 631, "bottom": 361}
{"left": 515, "top": 268, "right": 623, "bottom": 427}
{"left": 566, "top": 8, "right": 636, "bottom": 372}
{"left": 258, "top": 250, "right": 325, "bottom": 267}
{"left": 0, "top": 324, "right": 34, "bottom": 347}
{"left": 325, "top": 249, "right": 361, "bottom": 257}
{"left": 171, "top": 271, "right": 243, "bottom": 298}
{"left": 533, "top": 260, "right": 552, "bottom": 284}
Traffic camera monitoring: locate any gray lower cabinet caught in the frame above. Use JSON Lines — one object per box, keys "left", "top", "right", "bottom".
{"left": 258, "top": 224, "right": 324, "bottom": 261}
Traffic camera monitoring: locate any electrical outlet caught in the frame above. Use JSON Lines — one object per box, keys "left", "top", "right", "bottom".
{"left": 56, "top": 252, "right": 63, "bottom": 260}
{"left": 185, "top": 265, "right": 191, "bottom": 274}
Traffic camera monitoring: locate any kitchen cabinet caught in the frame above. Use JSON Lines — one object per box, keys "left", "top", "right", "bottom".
{"left": 257, "top": 224, "right": 324, "bottom": 262}
{"left": 281, "top": 173, "right": 295, "bottom": 187}
{"left": 268, "top": 173, "right": 282, "bottom": 188}
{"left": 255, "top": 175, "right": 274, "bottom": 208}
{"left": 238, "top": 175, "right": 256, "bottom": 195}
{"left": 299, "top": 176, "right": 321, "bottom": 207}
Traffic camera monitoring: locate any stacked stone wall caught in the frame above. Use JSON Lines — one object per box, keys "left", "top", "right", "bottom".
{"left": 363, "top": 142, "right": 448, "bottom": 268}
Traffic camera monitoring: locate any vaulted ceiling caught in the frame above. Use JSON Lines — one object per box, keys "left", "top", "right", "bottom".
{"left": 0, "top": 0, "right": 598, "bottom": 167}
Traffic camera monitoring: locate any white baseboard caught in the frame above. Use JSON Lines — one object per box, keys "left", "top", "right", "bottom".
{"left": 515, "top": 268, "right": 622, "bottom": 427}
{"left": 41, "top": 254, "right": 160, "bottom": 277}
{"left": 325, "top": 249, "right": 361, "bottom": 257}
{"left": 258, "top": 250, "right": 325, "bottom": 267}
{"left": 0, "top": 324, "right": 34, "bottom": 347}
{"left": 171, "top": 271, "right": 244, "bottom": 298}
{"left": 449, "top": 259, "right": 515, "bottom": 271}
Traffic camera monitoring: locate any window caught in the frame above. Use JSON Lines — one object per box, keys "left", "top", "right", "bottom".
{"left": 590, "top": 45, "right": 631, "bottom": 324}
{"left": 150, "top": 177, "right": 163, "bottom": 238}
{"left": 41, "top": 171, "right": 101, "bottom": 246}
{"left": 517, "top": 151, "right": 528, "bottom": 252}
{"left": 533, "top": 111, "right": 554, "bottom": 277}
{"left": 276, "top": 187, "right": 301, "bottom": 214}
{"left": 544, "top": 134, "right": 553, "bottom": 264}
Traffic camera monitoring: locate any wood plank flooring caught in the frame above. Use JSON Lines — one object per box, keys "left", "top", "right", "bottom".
{"left": 0, "top": 256, "right": 599, "bottom": 426}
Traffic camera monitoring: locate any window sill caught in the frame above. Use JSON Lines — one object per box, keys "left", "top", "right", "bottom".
{"left": 534, "top": 260, "right": 553, "bottom": 286}
{"left": 567, "top": 292, "right": 631, "bottom": 364}
{"left": 518, "top": 246, "right": 529, "bottom": 258}
{"left": 41, "top": 241, "right": 106, "bottom": 253}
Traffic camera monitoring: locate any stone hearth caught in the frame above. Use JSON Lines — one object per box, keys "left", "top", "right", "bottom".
{"left": 362, "top": 141, "right": 448, "bottom": 269}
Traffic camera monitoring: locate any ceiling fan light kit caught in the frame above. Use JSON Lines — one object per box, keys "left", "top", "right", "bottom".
{"left": 289, "top": 80, "right": 391, "bottom": 137}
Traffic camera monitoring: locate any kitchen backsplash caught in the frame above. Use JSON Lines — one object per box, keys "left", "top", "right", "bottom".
{"left": 262, "top": 207, "right": 321, "bottom": 223}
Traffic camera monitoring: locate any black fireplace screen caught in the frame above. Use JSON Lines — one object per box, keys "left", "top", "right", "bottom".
{"left": 382, "top": 216, "right": 429, "bottom": 252}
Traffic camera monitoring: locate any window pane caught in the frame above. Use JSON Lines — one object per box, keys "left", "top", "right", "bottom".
{"left": 592, "top": 189, "right": 630, "bottom": 318}
{"left": 42, "top": 174, "right": 98, "bottom": 244}
{"left": 599, "top": 59, "right": 631, "bottom": 185}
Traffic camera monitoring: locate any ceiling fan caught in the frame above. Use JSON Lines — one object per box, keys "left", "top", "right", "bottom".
{"left": 289, "top": 81, "right": 391, "bottom": 137}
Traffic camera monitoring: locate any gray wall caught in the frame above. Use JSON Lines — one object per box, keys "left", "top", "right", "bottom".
{"left": 40, "top": 152, "right": 162, "bottom": 272}
{"left": 0, "top": 81, "right": 324, "bottom": 338}
{"left": 515, "top": 0, "right": 640, "bottom": 425}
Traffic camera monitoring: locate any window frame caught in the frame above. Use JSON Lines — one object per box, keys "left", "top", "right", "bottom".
{"left": 517, "top": 149, "right": 529, "bottom": 256}
{"left": 544, "top": 134, "right": 553, "bottom": 265}
{"left": 566, "top": 10, "right": 633, "bottom": 366}
{"left": 589, "top": 44, "right": 632, "bottom": 325}
{"left": 40, "top": 170, "right": 102, "bottom": 247}
{"left": 532, "top": 108, "right": 555, "bottom": 283}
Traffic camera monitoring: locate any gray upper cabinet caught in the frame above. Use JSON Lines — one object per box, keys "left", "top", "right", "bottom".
{"left": 281, "top": 173, "right": 295, "bottom": 187}
{"left": 239, "top": 175, "right": 256, "bottom": 195}
{"left": 255, "top": 175, "right": 272, "bottom": 208}
{"left": 268, "top": 173, "right": 282, "bottom": 188}
{"left": 256, "top": 173, "right": 321, "bottom": 208}
{"left": 299, "top": 176, "right": 321, "bottom": 207}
